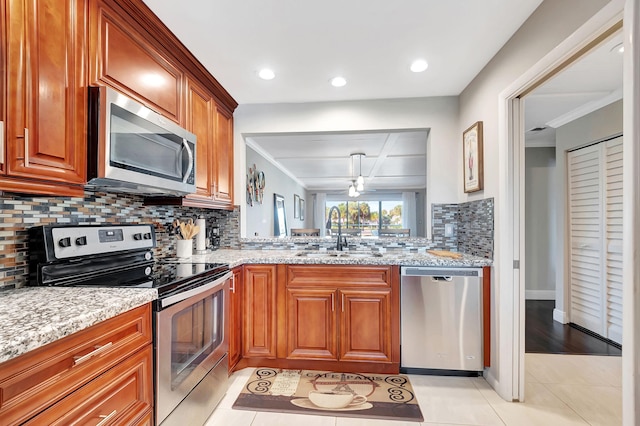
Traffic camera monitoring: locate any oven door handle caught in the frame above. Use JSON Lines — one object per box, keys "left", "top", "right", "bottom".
{"left": 161, "top": 271, "right": 232, "bottom": 308}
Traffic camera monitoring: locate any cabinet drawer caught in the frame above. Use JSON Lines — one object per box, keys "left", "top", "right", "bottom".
{"left": 0, "top": 304, "right": 152, "bottom": 425}
{"left": 287, "top": 265, "right": 392, "bottom": 288}
{"left": 24, "top": 345, "right": 153, "bottom": 426}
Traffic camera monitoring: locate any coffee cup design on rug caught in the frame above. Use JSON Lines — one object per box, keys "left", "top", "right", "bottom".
{"left": 308, "top": 391, "right": 367, "bottom": 409}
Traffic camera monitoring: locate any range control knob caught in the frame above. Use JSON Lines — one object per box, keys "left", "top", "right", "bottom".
{"left": 75, "top": 236, "right": 87, "bottom": 246}
{"left": 143, "top": 232, "right": 152, "bottom": 240}
{"left": 58, "top": 237, "right": 71, "bottom": 248}
{"left": 133, "top": 233, "right": 143, "bottom": 240}
{"left": 144, "top": 252, "right": 152, "bottom": 261}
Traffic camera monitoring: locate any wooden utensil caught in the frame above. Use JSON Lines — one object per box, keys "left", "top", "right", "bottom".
{"left": 427, "top": 250, "right": 462, "bottom": 259}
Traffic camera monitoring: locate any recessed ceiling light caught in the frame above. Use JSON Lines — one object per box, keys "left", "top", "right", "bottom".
{"left": 610, "top": 43, "right": 624, "bottom": 54}
{"left": 258, "top": 68, "right": 275, "bottom": 80}
{"left": 330, "top": 76, "right": 347, "bottom": 87}
{"left": 410, "top": 59, "right": 429, "bottom": 73}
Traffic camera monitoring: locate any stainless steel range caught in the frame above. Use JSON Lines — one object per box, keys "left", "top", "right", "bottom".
{"left": 29, "top": 224, "right": 231, "bottom": 426}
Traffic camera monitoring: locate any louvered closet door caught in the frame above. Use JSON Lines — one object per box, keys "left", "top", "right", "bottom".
{"left": 604, "top": 137, "right": 623, "bottom": 344}
{"left": 568, "top": 144, "right": 604, "bottom": 335}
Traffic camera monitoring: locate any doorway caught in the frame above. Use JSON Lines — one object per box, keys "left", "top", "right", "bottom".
{"left": 522, "top": 30, "right": 623, "bottom": 357}
{"left": 496, "top": 1, "right": 631, "bottom": 404}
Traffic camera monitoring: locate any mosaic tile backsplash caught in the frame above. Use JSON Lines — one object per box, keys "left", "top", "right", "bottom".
{"left": 432, "top": 198, "right": 494, "bottom": 259}
{"left": 0, "top": 191, "right": 240, "bottom": 289}
{"left": 1, "top": 191, "right": 493, "bottom": 290}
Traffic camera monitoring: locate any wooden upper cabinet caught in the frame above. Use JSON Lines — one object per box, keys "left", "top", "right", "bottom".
{"left": 186, "top": 78, "right": 214, "bottom": 200}
{"left": 2, "top": 0, "right": 87, "bottom": 195}
{"left": 212, "top": 105, "right": 234, "bottom": 208}
{"left": 89, "top": 0, "right": 183, "bottom": 123}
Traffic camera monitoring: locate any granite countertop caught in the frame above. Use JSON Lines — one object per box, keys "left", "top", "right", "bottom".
{"left": 0, "top": 287, "right": 157, "bottom": 363}
{"left": 0, "top": 249, "right": 489, "bottom": 365}
{"left": 188, "top": 248, "right": 493, "bottom": 269}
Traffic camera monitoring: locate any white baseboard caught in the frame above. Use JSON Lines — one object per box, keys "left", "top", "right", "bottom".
{"left": 553, "top": 308, "right": 569, "bottom": 324}
{"left": 525, "top": 290, "right": 555, "bottom": 300}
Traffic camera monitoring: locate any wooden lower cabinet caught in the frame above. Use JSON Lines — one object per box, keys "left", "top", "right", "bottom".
{"left": 234, "top": 264, "right": 400, "bottom": 373}
{"left": 0, "top": 304, "right": 153, "bottom": 426}
{"left": 229, "top": 266, "right": 243, "bottom": 371}
{"left": 285, "top": 266, "right": 398, "bottom": 367}
{"left": 24, "top": 345, "right": 153, "bottom": 426}
{"left": 340, "top": 288, "right": 393, "bottom": 363}
{"left": 242, "top": 265, "right": 277, "bottom": 359}
{"left": 286, "top": 288, "right": 338, "bottom": 361}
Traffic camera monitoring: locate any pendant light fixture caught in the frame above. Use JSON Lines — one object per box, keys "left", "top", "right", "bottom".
{"left": 348, "top": 153, "right": 365, "bottom": 197}
{"left": 356, "top": 153, "right": 365, "bottom": 191}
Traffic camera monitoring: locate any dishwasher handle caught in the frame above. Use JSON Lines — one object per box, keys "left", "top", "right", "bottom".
{"left": 431, "top": 276, "right": 453, "bottom": 282}
{"left": 401, "top": 266, "right": 483, "bottom": 278}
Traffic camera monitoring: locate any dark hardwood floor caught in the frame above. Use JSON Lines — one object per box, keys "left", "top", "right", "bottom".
{"left": 525, "top": 300, "right": 621, "bottom": 356}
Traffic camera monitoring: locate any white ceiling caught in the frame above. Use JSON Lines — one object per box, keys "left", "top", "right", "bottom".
{"left": 524, "top": 32, "right": 623, "bottom": 146}
{"left": 143, "top": 0, "right": 543, "bottom": 104}
{"left": 246, "top": 130, "right": 428, "bottom": 193}
{"left": 143, "top": 0, "right": 622, "bottom": 191}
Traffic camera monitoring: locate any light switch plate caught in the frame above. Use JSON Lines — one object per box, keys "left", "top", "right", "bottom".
{"left": 444, "top": 223, "right": 454, "bottom": 237}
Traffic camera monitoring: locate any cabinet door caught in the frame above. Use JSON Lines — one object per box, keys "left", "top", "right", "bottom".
{"left": 4, "top": 0, "right": 86, "bottom": 191}
{"left": 0, "top": 304, "right": 152, "bottom": 425}
{"left": 24, "top": 345, "right": 153, "bottom": 426}
{"left": 286, "top": 288, "right": 338, "bottom": 361}
{"left": 212, "top": 105, "right": 234, "bottom": 208}
{"left": 229, "top": 266, "right": 243, "bottom": 371}
{"left": 243, "top": 265, "right": 277, "bottom": 358}
{"left": 186, "top": 78, "right": 214, "bottom": 200}
{"left": 339, "top": 289, "right": 393, "bottom": 362}
{"left": 89, "top": 0, "right": 183, "bottom": 123}
{"left": 0, "top": 0, "right": 5, "bottom": 176}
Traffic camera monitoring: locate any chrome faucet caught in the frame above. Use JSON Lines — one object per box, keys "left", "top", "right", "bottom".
{"left": 326, "top": 206, "right": 347, "bottom": 251}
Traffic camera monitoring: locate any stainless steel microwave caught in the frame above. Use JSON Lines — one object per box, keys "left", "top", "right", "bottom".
{"left": 87, "top": 86, "right": 196, "bottom": 196}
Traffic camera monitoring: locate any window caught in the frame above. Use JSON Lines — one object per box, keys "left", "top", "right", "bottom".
{"left": 325, "top": 200, "right": 402, "bottom": 237}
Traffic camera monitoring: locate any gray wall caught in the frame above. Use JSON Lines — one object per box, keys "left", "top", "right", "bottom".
{"left": 245, "top": 146, "right": 310, "bottom": 237}
{"left": 555, "top": 99, "right": 623, "bottom": 319}
{"left": 457, "top": 0, "right": 611, "bottom": 395}
{"left": 525, "top": 147, "right": 557, "bottom": 299}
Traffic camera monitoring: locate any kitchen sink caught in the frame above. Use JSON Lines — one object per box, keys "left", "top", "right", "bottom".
{"left": 295, "top": 251, "right": 383, "bottom": 258}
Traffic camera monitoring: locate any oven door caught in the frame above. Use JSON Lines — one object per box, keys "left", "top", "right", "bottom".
{"left": 155, "top": 271, "right": 230, "bottom": 424}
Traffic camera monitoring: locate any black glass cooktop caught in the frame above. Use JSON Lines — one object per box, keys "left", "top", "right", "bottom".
{"left": 38, "top": 258, "right": 229, "bottom": 298}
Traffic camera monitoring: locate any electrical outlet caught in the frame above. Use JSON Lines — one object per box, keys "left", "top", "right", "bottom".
{"left": 444, "top": 223, "right": 454, "bottom": 237}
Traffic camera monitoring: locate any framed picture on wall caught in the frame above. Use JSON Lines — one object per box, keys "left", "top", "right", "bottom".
{"left": 294, "top": 194, "right": 300, "bottom": 218}
{"left": 300, "top": 199, "right": 305, "bottom": 221}
{"left": 463, "top": 121, "right": 484, "bottom": 193}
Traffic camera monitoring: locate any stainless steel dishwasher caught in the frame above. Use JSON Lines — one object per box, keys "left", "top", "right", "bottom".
{"left": 400, "top": 266, "right": 483, "bottom": 375}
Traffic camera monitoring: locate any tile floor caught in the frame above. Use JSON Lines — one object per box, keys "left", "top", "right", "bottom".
{"left": 204, "top": 354, "right": 622, "bottom": 426}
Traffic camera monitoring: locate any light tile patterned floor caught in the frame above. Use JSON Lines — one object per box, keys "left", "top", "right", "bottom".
{"left": 204, "top": 354, "right": 622, "bottom": 426}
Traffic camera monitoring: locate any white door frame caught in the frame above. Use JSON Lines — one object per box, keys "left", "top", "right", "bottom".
{"left": 497, "top": 0, "right": 625, "bottom": 403}
{"left": 622, "top": 1, "right": 640, "bottom": 424}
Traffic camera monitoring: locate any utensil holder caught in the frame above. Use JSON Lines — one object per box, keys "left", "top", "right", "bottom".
{"left": 176, "top": 239, "right": 193, "bottom": 258}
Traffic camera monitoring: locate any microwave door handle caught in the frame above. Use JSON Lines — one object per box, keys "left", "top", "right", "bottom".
{"left": 182, "top": 139, "right": 194, "bottom": 183}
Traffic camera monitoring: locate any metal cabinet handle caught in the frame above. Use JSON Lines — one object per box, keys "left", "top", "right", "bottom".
{"left": 0, "top": 121, "right": 4, "bottom": 165}
{"left": 96, "top": 410, "right": 117, "bottom": 426}
{"left": 24, "top": 128, "right": 29, "bottom": 167}
{"left": 182, "top": 139, "right": 193, "bottom": 183}
{"left": 73, "top": 342, "right": 113, "bottom": 365}
{"left": 230, "top": 274, "right": 236, "bottom": 293}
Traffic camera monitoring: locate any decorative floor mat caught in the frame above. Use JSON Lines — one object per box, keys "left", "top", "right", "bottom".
{"left": 233, "top": 368, "right": 424, "bottom": 422}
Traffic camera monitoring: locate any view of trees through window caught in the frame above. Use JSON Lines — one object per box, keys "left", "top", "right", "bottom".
{"left": 325, "top": 200, "right": 402, "bottom": 237}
